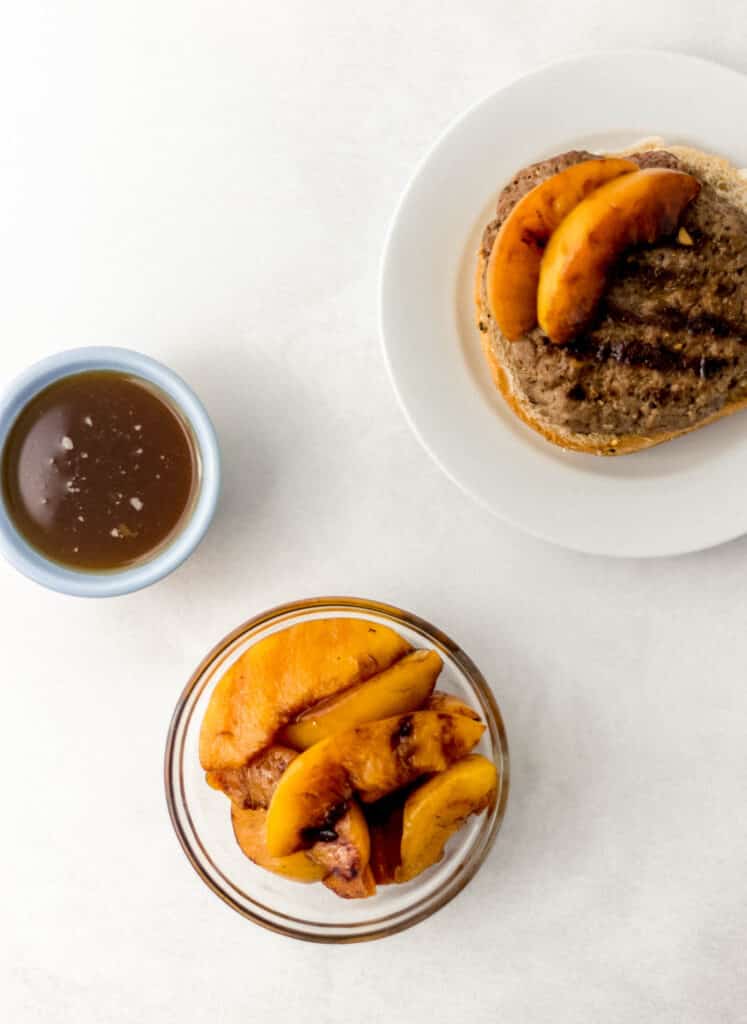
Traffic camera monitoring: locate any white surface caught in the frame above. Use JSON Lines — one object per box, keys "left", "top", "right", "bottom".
{"left": 1, "top": 5, "right": 746, "bottom": 1023}
{"left": 382, "top": 51, "right": 747, "bottom": 557}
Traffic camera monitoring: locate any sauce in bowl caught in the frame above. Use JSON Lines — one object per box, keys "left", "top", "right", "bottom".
{"left": 1, "top": 371, "right": 198, "bottom": 570}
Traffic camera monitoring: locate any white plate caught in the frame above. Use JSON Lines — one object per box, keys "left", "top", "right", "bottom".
{"left": 381, "top": 51, "right": 747, "bottom": 558}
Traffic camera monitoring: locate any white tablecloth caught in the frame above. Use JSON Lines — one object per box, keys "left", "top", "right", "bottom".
{"left": 2, "top": 4, "right": 745, "bottom": 1021}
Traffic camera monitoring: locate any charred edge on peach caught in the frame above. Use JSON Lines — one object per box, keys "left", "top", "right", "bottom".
{"left": 564, "top": 333, "right": 730, "bottom": 379}
{"left": 389, "top": 714, "right": 414, "bottom": 750}
{"left": 299, "top": 800, "right": 349, "bottom": 845}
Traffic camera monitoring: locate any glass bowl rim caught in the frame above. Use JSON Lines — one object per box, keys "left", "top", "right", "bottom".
{"left": 164, "top": 595, "right": 510, "bottom": 943}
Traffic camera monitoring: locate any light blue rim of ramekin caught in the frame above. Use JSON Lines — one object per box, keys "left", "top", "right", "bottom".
{"left": 0, "top": 346, "right": 220, "bottom": 597}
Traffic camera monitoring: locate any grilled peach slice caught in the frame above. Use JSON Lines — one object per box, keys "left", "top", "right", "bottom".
{"left": 424, "top": 690, "right": 481, "bottom": 721}
{"left": 314, "top": 801, "right": 376, "bottom": 899}
{"left": 228, "top": 750, "right": 374, "bottom": 895}
{"left": 396, "top": 755, "right": 498, "bottom": 882}
{"left": 232, "top": 805, "right": 374, "bottom": 891}
{"left": 325, "top": 865, "right": 376, "bottom": 899}
{"left": 280, "top": 649, "right": 442, "bottom": 749}
{"left": 538, "top": 167, "right": 700, "bottom": 343}
{"left": 486, "top": 158, "right": 637, "bottom": 339}
{"left": 323, "top": 865, "right": 376, "bottom": 899}
{"left": 206, "top": 745, "right": 298, "bottom": 808}
{"left": 199, "top": 618, "right": 410, "bottom": 770}
{"left": 265, "top": 712, "right": 485, "bottom": 856}
{"left": 231, "top": 806, "right": 325, "bottom": 883}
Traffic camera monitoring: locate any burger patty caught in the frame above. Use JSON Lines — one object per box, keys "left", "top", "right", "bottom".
{"left": 479, "top": 150, "right": 747, "bottom": 439}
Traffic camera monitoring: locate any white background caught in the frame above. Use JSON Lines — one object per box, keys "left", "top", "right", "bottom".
{"left": 2, "top": 3, "right": 746, "bottom": 1022}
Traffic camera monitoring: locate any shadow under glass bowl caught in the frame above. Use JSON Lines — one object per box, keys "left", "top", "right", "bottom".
{"left": 164, "top": 596, "right": 510, "bottom": 943}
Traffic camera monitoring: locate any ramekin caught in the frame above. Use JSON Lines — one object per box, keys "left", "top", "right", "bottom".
{"left": 0, "top": 346, "right": 220, "bottom": 597}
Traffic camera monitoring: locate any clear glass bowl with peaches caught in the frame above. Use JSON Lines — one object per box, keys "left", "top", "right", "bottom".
{"left": 165, "top": 597, "right": 509, "bottom": 942}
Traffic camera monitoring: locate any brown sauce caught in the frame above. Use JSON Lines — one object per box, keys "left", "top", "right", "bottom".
{"left": 1, "top": 371, "right": 198, "bottom": 570}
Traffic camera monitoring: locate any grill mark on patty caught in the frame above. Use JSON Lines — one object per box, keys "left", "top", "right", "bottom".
{"left": 564, "top": 333, "right": 731, "bottom": 379}
{"left": 598, "top": 301, "right": 746, "bottom": 342}
{"left": 611, "top": 260, "right": 681, "bottom": 289}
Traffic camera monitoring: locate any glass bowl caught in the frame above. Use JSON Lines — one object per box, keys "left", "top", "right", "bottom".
{"left": 164, "top": 596, "right": 509, "bottom": 942}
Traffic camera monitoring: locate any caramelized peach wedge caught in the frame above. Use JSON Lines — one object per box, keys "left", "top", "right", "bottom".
{"left": 231, "top": 805, "right": 326, "bottom": 883}
{"left": 424, "top": 689, "right": 481, "bottom": 721}
{"left": 397, "top": 754, "right": 498, "bottom": 881}
{"left": 206, "top": 744, "right": 298, "bottom": 808}
{"left": 265, "top": 711, "right": 485, "bottom": 856}
{"left": 311, "top": 801, "right": 377, "bottom": 899}
{"left": 226, "top": 739, "right": 375, "bottom": 895}
{"left": 537, "top": 168, "right": 700, "bottom": 344}
{"left": 368, "top": 755, "right": 498, "bottom": 884}
{"left": 201, "top": 617, "right": 500, "bottom": 899}
{"left": 199, "top": 618, "right": 410, "bottom": 770}
{"left": 486, "top": 157, "right": 637, "bottom": 339}
{"left": 231, "top": 802, "right": 375, "bottom": 895}
{"left": 280, "top": 648, "right": 443, "bottom": 749}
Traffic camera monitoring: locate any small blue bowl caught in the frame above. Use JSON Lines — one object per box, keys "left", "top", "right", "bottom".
{"left": 0, "top": 347, "right": 220, "bottom": 597}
